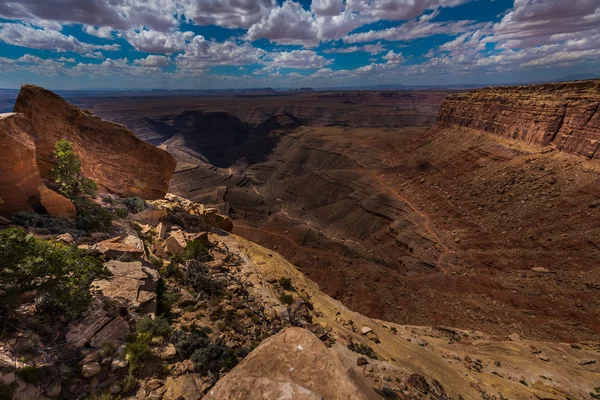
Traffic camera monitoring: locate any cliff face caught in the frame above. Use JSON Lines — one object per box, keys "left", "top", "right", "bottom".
{"left": 437, "top": 79, "right": 600, "bottom": 159}
{"left": 14, "top": 85, "right": 176, "bottom": 199}
{"left": 0, "top": 113, "right": 44, "bottom": 215}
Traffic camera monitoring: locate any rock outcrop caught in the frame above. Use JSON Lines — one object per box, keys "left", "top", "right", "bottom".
{"left": 0, "top": 112, "right": 76, "bottom": 218}
{"left": 208, "top": 328, "right": 380, "bottom": 400}
{"left": 14, "top": 85, "right": 176, "bottom": 199}
{"left": 437, "top": 79, "right": 600, "bottom": 159}
{"left": 0, "top": 113, "right": 43, "bottom": 216}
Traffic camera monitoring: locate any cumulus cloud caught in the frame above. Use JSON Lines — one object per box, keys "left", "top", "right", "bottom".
{"left": 124, "top": 30, "right": 194, "bottom": 53}
{"left": 133, "top": 55, "right": 171, "bottom": 67}
{"left": 311, "top": 0, "right": 345, "bottom": 16}
{"left": 0, "top": 23, "right": 119, "bottom": 53}
{"left": 344, "top": 9, "right": 481, "bottom": 43}
{"left": 344, "top": 0, "right": 471, "bottom": 21}
{"left": 264, "top": 50, "right": 332, "bottom": 69}
{"left": 176, "top": 36, "right": 266, "bottom": 70}
{"left": 323, "top": 43, "right": 387, "bottom": 54}
{"left": 0, "top": 0, "right": 180, "bottom": 32}
{"left": 184, "top": 0, "right": 276, "bottom": 29}
{"left": 246, "top": 1, "right": 319, "bottom": 47}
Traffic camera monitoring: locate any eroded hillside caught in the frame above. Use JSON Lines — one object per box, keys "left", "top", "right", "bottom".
{"left": 160, "top": 81, "right": 600, "bottom": 343}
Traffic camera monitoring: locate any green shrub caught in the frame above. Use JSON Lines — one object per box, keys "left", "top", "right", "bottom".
{"left": 124, "top": 197, "right": 146, "bottom": 214}
{"left": 347, "top": 342, "right": 378, "bottom": 359}
{"left": 115, "top": 208, "right": 128, "bottom": 218}
{"left": 49, "top": 139, "right": 98, "bottom": 198}
{"left": 278, "top": 277, "right": 294, "bottom": 291}
{"left": 11, "top": 211, "right": 75, "bottom": 234}
{"left": 0, "top": 228, "right": 110, "bottom": 318}
{"left": 172, "top": 330, "right": 235, "bottom": 374}
{"left": 279, "top": 294, "right": 293, "bottom": 305}
{"left": 136, "top": 316, "right": 172, "bottom": 338}
{"left": 185, "top": 240, "right": 212, "bottom": 262}
{"left": 121, "top": 373, "right": 137, "bottom": 394}
{"left": 183, "top": 261, "right": 223, "bottom": 297}
{"left": 16, "top": 366, "right": 44, "bottom": 384}
{"left": 73, "top": 197, "right": 113, "bottom": 232}
{"left": 125, "top": 335, "right": 153, "bottom": 376}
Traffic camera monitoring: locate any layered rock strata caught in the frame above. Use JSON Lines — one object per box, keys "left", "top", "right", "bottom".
{"left": 437, "top": 79, "right": 600, "bottom": 159}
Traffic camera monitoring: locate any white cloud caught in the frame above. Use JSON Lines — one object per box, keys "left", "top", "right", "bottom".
{"left": 246, "top": 1, "right": 319, "bottom": 47}
{"left": 176, "top": 36, "right": 266, "bottom": 70}
{"left": 264, "top": 50, "right": 332, "bottom": 69}
{"left": 323, "top": 43, "right": 387, "bottom": 54}
{"left": 83, "top": 25, "right": 116, "bottom": 39}
{"left": 311, "top": 0, "right": 345, "bottom": 16}
{"left": 124, "top": 30, "right": 194, "bottom": 53}
{"left": 0, "top": 22, "right": 120, "bottom": 53}
{"left": 344, "top": 0, "right": 471, "bottom": 21}
{"left": 134, "top": 55, "right": 171, "bottom": 67}
{"left": 0, "top": 0, "right": 181, "bottom": 32}
{"left": 184, "top": 0, "right": 276, "bottom": 29}
{"left": 344, "top": 9, "right": 481, "bottom": 43}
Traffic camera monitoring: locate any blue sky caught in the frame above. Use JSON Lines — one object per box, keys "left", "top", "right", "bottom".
{"left": 0, "top": 0, "right": 599, "bottom": 89}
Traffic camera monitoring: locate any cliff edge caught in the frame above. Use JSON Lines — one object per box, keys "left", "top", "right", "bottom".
{"left": 437, "top": 79, "right": 600, "bottom": 159}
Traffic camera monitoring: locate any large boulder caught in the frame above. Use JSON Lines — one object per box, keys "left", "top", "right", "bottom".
{"left": 14, "top": 85, "right": 176, "bottom": 199}
{"left": 207, "top": 328, "right": 380, "bottom": 400}
{"left": 38, "top": 185, "right": 76, "bottom": 217}
{"left": 0, "top": 113, "right": 42, "bottom": 217}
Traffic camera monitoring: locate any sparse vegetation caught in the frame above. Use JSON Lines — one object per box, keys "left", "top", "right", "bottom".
{"left": 279, "top": 294, "right": 294, "bottom": 305}
{"left": 115, "top": 208, "right": 128, "bottom": 218}
{"left": 182, "top": 261, "right": 224, "bottom": 298}
{"left": 136, "top": 316, "right": 172, "bottom": 338}
{"left": 124, "top": 196, "right": 146, "bottom": 214}
{"left": 12, "top": 211, "right": 74, "bottom": 234}
{"left": 347, "top": 341, "right": 378, "bottom": 359}
{"left": 185, "top": 239, "right": 212, "bottom": 262}
{"left": 125, "top": 333, "right": 154, "bottom": 376}
{"left": 172, "top": 329, "right": 236, "bottom": 374}
{"left": 49, "top": 139, "right": 98, "bottom": 199}
{"left": 73, "top": 197, "right": 113, "bottom": 232}
{"left": 0, "top": 228, "right": 110, "bottom": 319}
{"left": 278, "top": 277, "right": 295, "bottom": 291}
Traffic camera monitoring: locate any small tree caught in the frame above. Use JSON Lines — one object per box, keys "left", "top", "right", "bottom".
{"left": 0, "top": 228, "right": 110, "bottom": 318}
{"left": 49, "top": 139, "right": 98, "bottom": 199}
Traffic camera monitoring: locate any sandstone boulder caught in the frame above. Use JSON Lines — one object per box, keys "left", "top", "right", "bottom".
{"left": 89, "top": 317, "right": 130, "bottom": 348}
{"left": 66, "top": 310, "right": 112, "bottom": 347}
{"left": 14, "top": 85, "right": 176, "bottom": 199}
{"left": 207, "top": 328, "right": 379, "bottom": 400}
{"left": 204, "top": 208, "right": 233, "bottom": 232}
{"left": 163, "top": 374, "right": 204, "bottom": 400}
{"left": 0, "top": 113, "right": 42, "bottom": 217}
{"left": 94, "top": 260, "right": 158, "bottom": 312}
{"left": 38, "top": 185, "right": 76, "bottom": 217}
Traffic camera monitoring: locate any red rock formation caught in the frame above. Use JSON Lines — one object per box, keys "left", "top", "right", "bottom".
{"left": 437, "top": 79, "right": 600, "bottom": 159}
{"left": 14, "top": 85, "right": 176, "bottom": 199}
{"left": 0, "top": 112, "right": 78, "bottom": 218}
{"left": 38, "top": 185, "right": 76, "bottom": 217}
{"left": 0, "top": 113, "right": 43, "bottom": 216}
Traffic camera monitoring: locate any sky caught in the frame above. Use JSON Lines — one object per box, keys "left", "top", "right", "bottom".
{"left": 0, "top": 0, "right": 599, "bottom": 89}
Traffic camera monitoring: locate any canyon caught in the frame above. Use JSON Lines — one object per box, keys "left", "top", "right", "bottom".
{"left": 73, "top": 81, "right": 600, "bottom": 343}
{"left": 0, "top": 83, "right": 598, "bottom": 399}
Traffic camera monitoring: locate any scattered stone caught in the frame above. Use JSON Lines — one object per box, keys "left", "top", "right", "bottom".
{"left": 356, "top": 357, "right": 369, "bottom": 366}
{"left": 578, "top": 359, "right": 596, "bottom": 366}
{"left": 538, "top": 356, "right": 551, "bottom": 362}
{"left": 89, "top": 317, "right": 130, "bottom": 348}
{"left": 507, "top": 333, "right": 521, "bottom": 342}
{"left": 204, "top": 208, "right": 233, "bottom": 232}
{"left": 82, "top": 362, "right": 102, "bottom": 378}
{"left": 110, "top": 358, "right": 127, "bottom": 372}
{"left": 56, "top": 233, "right": 74, "bottom": 244}
{"left": 131, "top": 208, "right": 168, "bottom": 225}
{"left": 0, "top": 371, "right": 16, "bottom": 386}
{"left": 66, "top": 310, "right": 111, "bottom": 348}
{"left": 163, "top": 374, "right": 203, "bottom": 400}
{"left": 45, "top": 382, "right": 61, "bottom": 397}
{"left": 0, "top": 216, "right": 11, "bottom": 225}
{"left": 407, "top": 374, "right": 430, "bottom": 394}
{"left": 146, "top": 379, "right": 164, "bottom": 390}
{"left": 361, "top": 326, "right": 373, "bottom": 335}
{"left": 177, "top": 292, "right": 196, "bottom": 307}
{"left": 161, "top": 343, "right": 177, "bottom": 360}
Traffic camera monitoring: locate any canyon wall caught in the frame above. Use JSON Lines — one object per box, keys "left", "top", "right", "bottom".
{"left": 437, "top": 79, "right": 600, "bottom": 159}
